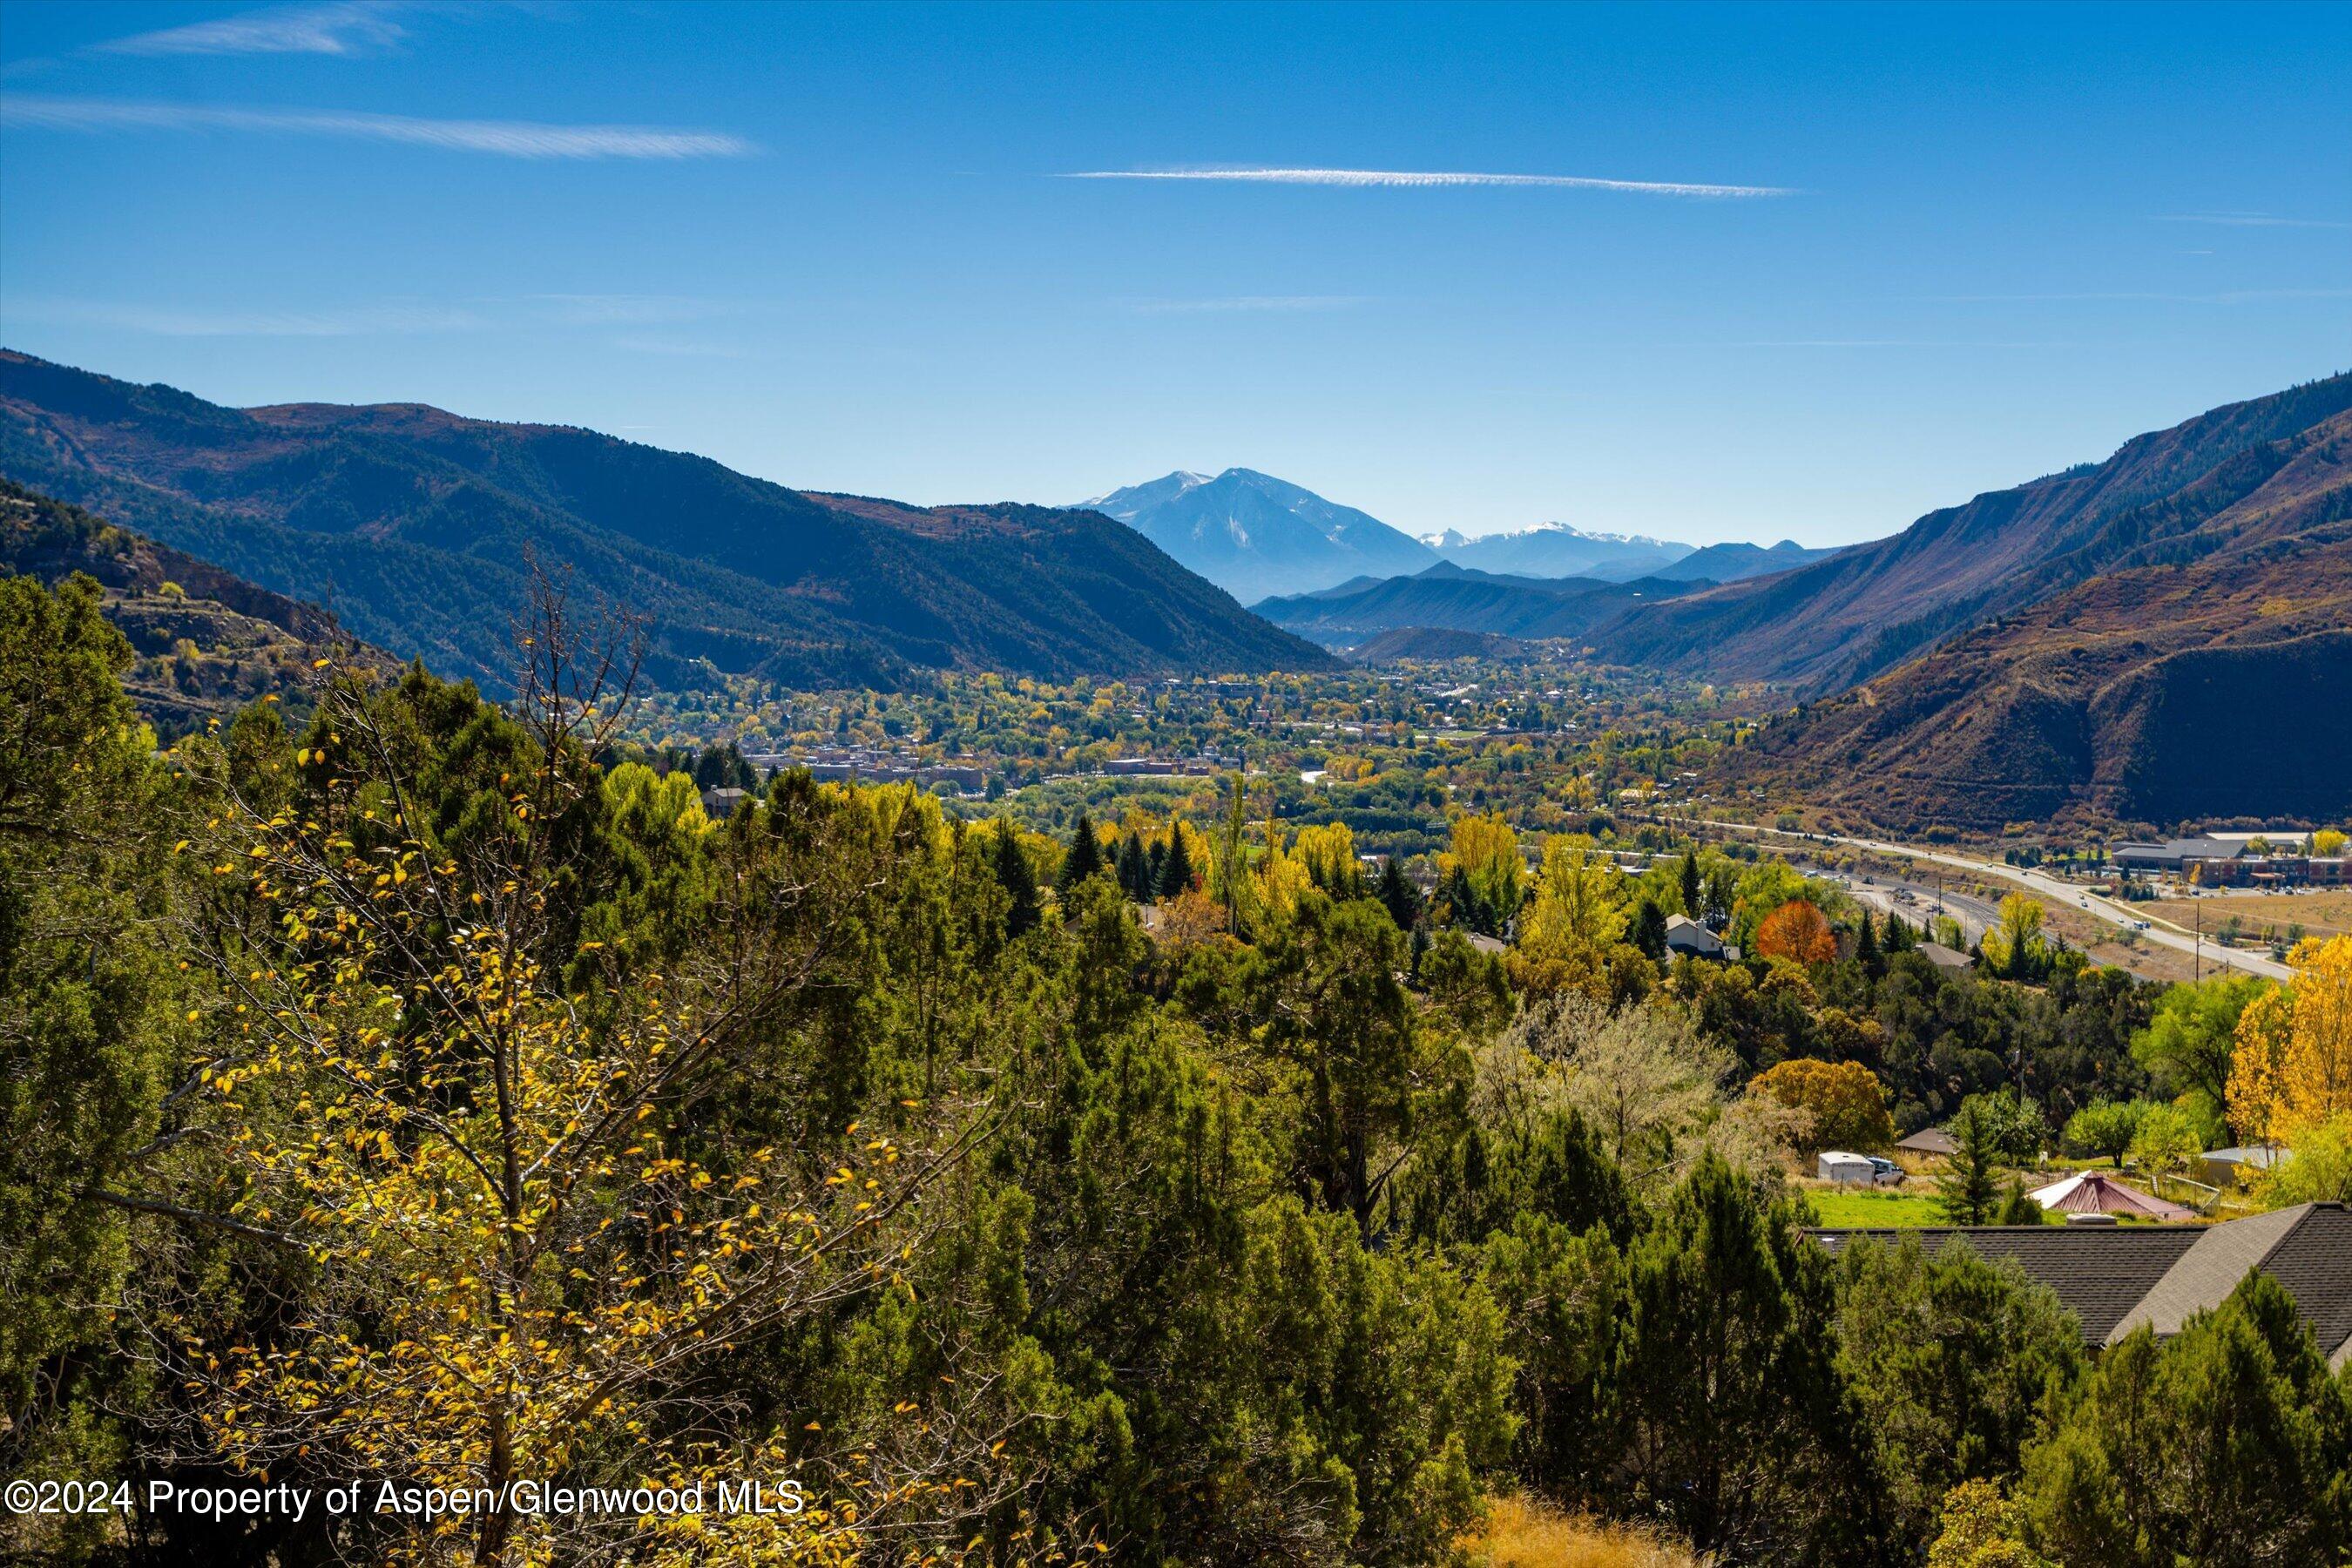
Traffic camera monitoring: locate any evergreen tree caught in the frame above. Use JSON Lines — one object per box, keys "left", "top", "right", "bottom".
{"left": 1156, "top": 824, "right": 1195, "bottom": 900}
{"left": 2021, "top": 1272, "right": 2352, "bottom": 1566}
{"left": 1993, "top": 1178, "right": 2046, "bottom": 1226}
{"left": 1680, "top": 852, "right": 1703, "bottom": 918}
{"left": 1145, "top": 836, "right": 1168, "bottom": 899}
{"left": 1375, "top": 854, "right": 1423, "bottom": 932}
{"left": 1058, "top": 809, "right": 1105, "bottom": 893}
{"left": 1611, "top": 1153, "right": 1882, "bottom": 1558}
{"left": 1116, "top": 829, "right": 1148, "bottom": 902}
{"left": 1936, "top": 1098, "right": 2004, "bottom": 1225}
{"left": 1855, "top": 910, "right": 1882, "bottom": 974}
{"left": 1631, "top": 897, "right": 1669, "bottom": 961}
{"left": 991, "top": 821, "right": 1041, "bottom": 937}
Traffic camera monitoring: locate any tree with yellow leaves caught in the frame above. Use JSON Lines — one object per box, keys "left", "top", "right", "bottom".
{"left": 2227, "top": 934, "right": 2352, "bottom": 1146}
{"left": 135, "top": 623, "right": 1010, "bottom": 1566}
{"left": 1511, "top": 837, "right": 1632, "bottom": 1000}
{"left": 1439, "top": 811, "right": 1525, "bottom": 930}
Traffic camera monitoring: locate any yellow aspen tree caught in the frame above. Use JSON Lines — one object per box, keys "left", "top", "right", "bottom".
{"left": 2229, "top": 935, "right": 2352, "bottom": 1145}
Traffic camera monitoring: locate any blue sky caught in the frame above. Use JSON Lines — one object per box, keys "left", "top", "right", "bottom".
{"left": 3, "top": 1, "right": 2347, "bottom": 546}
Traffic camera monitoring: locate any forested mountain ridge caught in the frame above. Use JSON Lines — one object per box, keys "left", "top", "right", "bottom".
{"left": 1254, "top": 560, "right": 1705, "bottom": 649}
{"left": 1727, "top": 404, "right": 2352, "bottom": 829}
{"left": 0, "top": 351, "right": 1336, "bottom": 694}
{"left": 1592, "top": 373, "right": 2352, "bottom": 693}
{"left": 0, "top": 477, "right": 387, "bottom": 734}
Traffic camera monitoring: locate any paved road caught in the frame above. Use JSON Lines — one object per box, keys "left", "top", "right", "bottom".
{"left": 1668, "top": 817, "right": 2290, "bottom": 983}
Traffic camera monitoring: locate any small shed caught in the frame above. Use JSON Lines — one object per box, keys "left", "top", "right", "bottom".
{"left": 1896, "top": 1127, "right": 1960, "bottom": 1159}
{"left": 1917, "top": 942, "right": 1976, "bottom": 972}
{"left": 1818, "top": 1151, "right": 1878, "bottom": 1186}
{"left": 2200, "top": 1146, "right": 2289, "bottom": 1187}
{"left": 2027, "top": 1171, "right": 2194, "bottom": 1222}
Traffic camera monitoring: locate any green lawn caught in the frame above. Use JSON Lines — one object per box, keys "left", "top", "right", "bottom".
{"left": 1805, "top": 1186, "right": 1948, "bottom": 1227}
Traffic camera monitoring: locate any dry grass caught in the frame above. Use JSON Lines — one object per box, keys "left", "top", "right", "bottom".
{"left": 1463, "top": 1497, "right": 1711, "bottom": 1568}
{"left": 2159, "top": 888, "right": 2352, "bottom": 940}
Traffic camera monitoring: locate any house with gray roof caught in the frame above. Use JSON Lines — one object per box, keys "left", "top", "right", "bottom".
{"left": 1813, "top": 1202, "right": 2352, "bottom": 1367}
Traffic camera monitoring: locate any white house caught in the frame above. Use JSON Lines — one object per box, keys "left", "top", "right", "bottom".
{"left": 1665, "top": 914, "right": 1737, "bottom": 962}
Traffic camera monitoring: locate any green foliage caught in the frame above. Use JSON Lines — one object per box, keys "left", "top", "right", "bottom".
{"left": 1937, "top": 1098, "right": 2009, "bottom": 1225}
{"left": 2019, "top": 1273, "right": 2352, "bottom": 1566}
{"left": 2133, "top": 973, "right": 2272, "bottom": 1134}
{"left": 2064, "top": 1098, "right": 2150, "bottom": 1166}
{"left": 1605, "top": 1153, "right": 1880, "bottom": 1560}
{"left": 1835, "top": 1238, "right": 2085, "bottom": 1551}
{"left": 0, "top": 574, "right": 186, "bottom": 1521}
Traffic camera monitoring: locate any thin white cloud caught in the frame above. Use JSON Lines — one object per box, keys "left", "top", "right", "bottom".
{"left": 2156, "top": 212, "right": 2352, "bottom": 230}
{"left": 101, "top": 2, "right": 408, "bottom": 57}
{"left": 1064, "top": 166, "right": 1790, "bottom": 198}
{"left": 0, "top": 94, "right": 754, "bottom": 159}
{"left": 1126, "top": 294, "right": 1370, "bottom": 314}
{"left": 609, "top": 335, "right": 758, "bottom": 359}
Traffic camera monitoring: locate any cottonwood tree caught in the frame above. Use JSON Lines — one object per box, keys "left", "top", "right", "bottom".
{"left": 2229, "top": 935, "right": 2352, "bottom": 1146}
{"left": 1515, "top": 995, "right": 1733, "bottom": 1179}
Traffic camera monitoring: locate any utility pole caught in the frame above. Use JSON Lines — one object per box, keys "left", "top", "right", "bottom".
{"left": 2193, "top": 902, "right": 2201, "bottom": 982}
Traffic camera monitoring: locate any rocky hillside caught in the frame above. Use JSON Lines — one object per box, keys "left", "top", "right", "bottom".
{"left": 1592, "top": 373, "right": 2352, "bottom": 694}
{"left": 2, "top": 478, "right": 387, "bottom": 735}
{"left": 1727, "top": 406, "right": 2352, "bottom": 831}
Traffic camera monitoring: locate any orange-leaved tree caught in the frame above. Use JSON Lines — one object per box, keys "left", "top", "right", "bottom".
{"left": 1750, "top": 1058, "right": 1895, "bottom": 1152}
{"left": 1755, "top": 900, "right": 1838, "bottom": 966}
{"left": 2227, "top": 933, "right": 2352, "bottom": 1146}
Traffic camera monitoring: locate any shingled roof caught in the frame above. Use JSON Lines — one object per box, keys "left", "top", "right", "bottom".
{"left": 1810, "top": 1226, "right": 2202, "bottom": 1343}
{"left": 1814, "top": 1203, "right": 2352, "bottom": 1363}
{"left": 2110, "top": 1203, "right": 2352, "bottom": 1369}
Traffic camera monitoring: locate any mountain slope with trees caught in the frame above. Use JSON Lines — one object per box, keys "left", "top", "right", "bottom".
{"left": 0, "top": 477, "right": 387, "bottom": 734}
{"left": 1254, "top": 561, "right": 1705, "bottom": 649}
{"left": 0, "top": 351, "right": 1335, "bottom": 694}
{"left": 1592, "top": 373, "right": 2352, "bottom": 694}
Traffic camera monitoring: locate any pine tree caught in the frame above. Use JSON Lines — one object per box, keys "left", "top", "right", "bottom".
{"left": 1145, "top": 837, "right": 1168, "bottom": 899}
{"left": 1116, "top": 830, "right": 1148, "bottom": 902}
{"left": 1855, "top": 910, "right": 1881, "bottom": 973}
{"left": 1936, "top": 1098, "right": 2004, "bottom": 1224}
{"left": 1680, "top": 852, "right": 1702, "bottom": 918}
{"left": 993, "top": 822, "right": 1041, "bottom": 937}
{"left": 1157, "top": 825, "right": 1195, "bottom": 900}
{"left": 1631, "top": 898, "right": 1668, "bottom": 961}
{"left": 1375, "top": 855, "right": 1423, "bottom": 932}
{"left": 1059, "top": 809, "right": 1105, "bottom": 893}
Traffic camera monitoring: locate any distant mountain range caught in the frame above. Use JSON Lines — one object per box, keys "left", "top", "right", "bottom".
{"left": 1254, "top": 561, "right": 1705, "bottom": 650}
{"left": 1077, "top": 468, "right": 1437, "bottom": 600}
{"left": 1590, "top": 373, "right": 2352, "bottom": 696}
{"left": 0, "top": 352, "right": 1335, "bottom": 694}
{"left": 1348, "top": 625, "right": 1534, "bottom": 663}
{"left": 1707, "top": 374, "right": 2352, "bottom": 828}
{"left": 1421, "top": 523, "right": 1693, "bottom": 581}
{"left": 1078, "top": 469, "right": 1838, "bottom": 599}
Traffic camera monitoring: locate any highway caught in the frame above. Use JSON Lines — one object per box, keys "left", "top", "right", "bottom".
{"left": 1666, "top": 816, "right": 2291, "bottom": 983}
